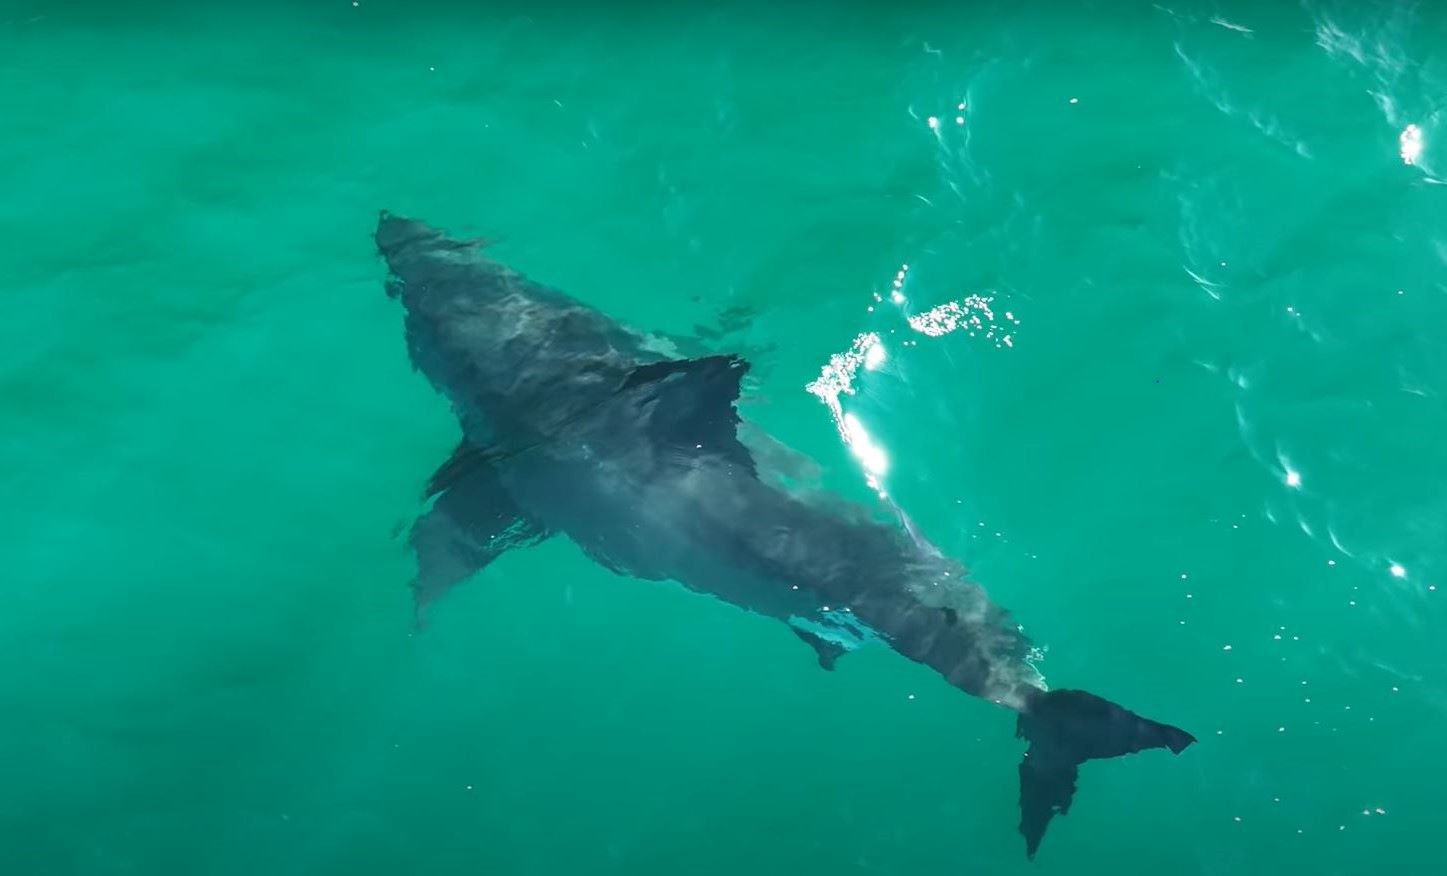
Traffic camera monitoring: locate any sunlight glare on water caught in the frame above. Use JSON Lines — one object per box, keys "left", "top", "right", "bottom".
{"left": 1399, "top": 123, "right": 1422, "bottom": 165}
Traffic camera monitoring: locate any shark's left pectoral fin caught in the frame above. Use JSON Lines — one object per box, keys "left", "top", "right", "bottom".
{"left": 408, "top": 442, "right": 549, "bottom": 625}
{"left": 622, "top": 354, "right": 757, "bottom": 475}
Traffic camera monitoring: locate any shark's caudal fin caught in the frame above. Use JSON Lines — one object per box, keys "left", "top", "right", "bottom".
{"left": 1016, "top": 689, "right": 1195, "bottom": 859}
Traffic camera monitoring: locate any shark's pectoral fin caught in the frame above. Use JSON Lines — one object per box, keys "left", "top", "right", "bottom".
{"left": 621, "top": 354, "right": 757, "bottom": 475}
{"left": 790, "top": 626, "right": 848, "bottom": 671}
{"left": 421, "top": 440, "right": 499, "bottom": 499}
{"left": 408, "top": 443, "right": 548, "bottom": 624}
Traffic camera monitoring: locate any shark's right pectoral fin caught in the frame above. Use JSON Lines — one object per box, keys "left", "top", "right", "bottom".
{"left": 407, "top": 442, "right": 548, "bottom": 625}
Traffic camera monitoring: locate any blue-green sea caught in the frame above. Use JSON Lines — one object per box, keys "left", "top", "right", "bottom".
{"left": 3, "top": 2, "right": 1445, "bottom": 874}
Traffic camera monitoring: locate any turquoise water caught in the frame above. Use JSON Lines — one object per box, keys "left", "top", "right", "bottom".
{"left": 3, "top": 2, "right": 1445, "bottom": 873}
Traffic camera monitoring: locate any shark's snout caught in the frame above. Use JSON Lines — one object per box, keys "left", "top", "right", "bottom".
{"left": 376, "top": 210, "right": 441, "bottom": 259}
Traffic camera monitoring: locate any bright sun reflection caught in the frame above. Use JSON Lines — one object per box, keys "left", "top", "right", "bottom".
{"left": 864, "top": 341, "right": 886, "bottom": 370}
{"left": 805, "top": 332, "right": 892, "bottom": 496}
{"left": 808, "top": 267, "right": 1022, "bottom": 499}
{"left": 1400, "top": 124, "right": 1423, "bottom": 166}
{"left": 842, "top": 413, "right": 889, "bottom": 477}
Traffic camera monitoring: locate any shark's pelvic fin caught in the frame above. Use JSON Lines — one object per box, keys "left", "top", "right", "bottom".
{"left": 408, "top": 443, "right": 549, "bottom": 625}
{"left": 621, "top": 354, "right": 757, "bottom": 476}
{"left": 1016, "top": 689, "right": 1195, "bottom": 859}
{"left": 790, "top": 626, "right": 848, "bottom": 671}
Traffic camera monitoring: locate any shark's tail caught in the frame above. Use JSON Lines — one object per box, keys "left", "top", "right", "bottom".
{"left": 1015, "top": 688, "right": 1195, "bottom": 859}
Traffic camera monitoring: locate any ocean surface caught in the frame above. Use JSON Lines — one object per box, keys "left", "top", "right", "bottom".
{"left": 3, "top": 2, "right": 1445, "bottom": 874}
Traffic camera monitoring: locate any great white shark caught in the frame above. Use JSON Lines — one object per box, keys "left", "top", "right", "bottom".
{"left": 375, "top": 211, "right": 1196, "bottom": 858}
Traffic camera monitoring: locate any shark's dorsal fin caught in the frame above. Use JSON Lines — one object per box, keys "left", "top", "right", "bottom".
{"left": 622, "top": 354, "right": 757, "bottom": 476}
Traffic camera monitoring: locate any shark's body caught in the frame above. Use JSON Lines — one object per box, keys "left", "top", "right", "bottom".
{"left": 376, "top": 212, "right": 1195, "bottom": 858}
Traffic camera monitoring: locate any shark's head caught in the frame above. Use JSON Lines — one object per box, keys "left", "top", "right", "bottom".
{"left": 377, "top": 212, "right": 449, "bottom": 306}
{"left": 374, "top": 210, "right": 658, "bottom": 446}
{"left": 376, "top": 210, "right": 444, "bottom": 256}
{"left": 375, "top": 211, "right": 501, "bottom": 303}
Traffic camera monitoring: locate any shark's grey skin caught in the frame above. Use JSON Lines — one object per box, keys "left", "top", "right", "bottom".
{"left": 376, "top": 211, "right": 1196, "bottom": 859}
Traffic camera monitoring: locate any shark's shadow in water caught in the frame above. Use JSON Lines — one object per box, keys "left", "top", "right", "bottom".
{"left": 374, "top": 211, "right": 1196, "bottom": 859}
